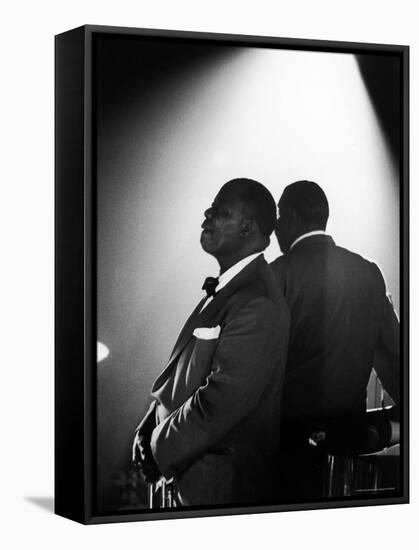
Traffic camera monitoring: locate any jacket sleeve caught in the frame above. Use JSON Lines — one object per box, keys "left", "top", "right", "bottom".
{"left": 372, "top": 263, "right": 400, "bottom": 405}
{"left": 134, "top": 400, "right": 157, "bottom": 436}
{"left": 150, "top": 296, "right": 289, "bottom": 479}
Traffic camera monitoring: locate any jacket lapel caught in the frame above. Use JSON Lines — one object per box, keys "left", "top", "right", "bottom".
{"left": 152, "top": 255, "right": 266, "bottom": 394}
{"left": 151, "top": 296, "right": 207, "bottom": 393}
{"left": 168, "top": 296, "right": 207, "bottom": 364}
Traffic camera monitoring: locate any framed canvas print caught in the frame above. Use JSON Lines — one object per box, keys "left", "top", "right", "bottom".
{"left": 55, "top": 25, "right": 409, "bottom": 524}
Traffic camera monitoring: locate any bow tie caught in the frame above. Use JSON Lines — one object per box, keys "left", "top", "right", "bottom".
{"left": 202, "top": 276, "right": 219, "bottom": 298}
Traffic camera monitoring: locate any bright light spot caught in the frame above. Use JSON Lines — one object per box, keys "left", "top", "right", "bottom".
{"left": 97, "top": 342, "right": 110, "bottom": 363}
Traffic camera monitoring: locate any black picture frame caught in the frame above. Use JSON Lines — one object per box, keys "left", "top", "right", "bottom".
{"left": 55, "top": 24, "right": 409, "bottom": 524}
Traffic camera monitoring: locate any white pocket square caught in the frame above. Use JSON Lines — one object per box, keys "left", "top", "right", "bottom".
{"left": 193, "top": 325, "right": 221, "bottom": 340}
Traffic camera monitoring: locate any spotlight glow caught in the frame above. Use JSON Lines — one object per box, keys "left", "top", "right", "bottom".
{"left": 106, "top": 48, "right": 399, "bottom": 313}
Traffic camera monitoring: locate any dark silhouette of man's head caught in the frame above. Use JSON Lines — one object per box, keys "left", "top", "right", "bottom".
{"left": 201, "top": 178, "right": 277, "bottom": 273}
{"left": 275, "top": 180, "right": 329, "bottom": 253}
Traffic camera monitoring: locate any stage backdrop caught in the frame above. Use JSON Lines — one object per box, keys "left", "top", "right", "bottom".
{"left": 95, "top": 36, "right": 400, "bottom": 511}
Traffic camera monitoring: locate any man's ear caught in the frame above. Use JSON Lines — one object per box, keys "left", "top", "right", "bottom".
{"left": 240, "top": 219, "right": 257, "bottom": 239}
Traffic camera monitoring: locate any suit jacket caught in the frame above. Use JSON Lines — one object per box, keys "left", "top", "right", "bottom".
{"left": 137, "top": 255, "right": 290, "bottom": 506}
{"left": 270, "top": 234, "right": 400, "bottom": 426}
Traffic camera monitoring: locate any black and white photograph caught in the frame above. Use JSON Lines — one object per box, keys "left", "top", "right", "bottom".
{"left": 3, "top": 0, "right": 418, "bottom": 547}
{"left": 81, "top": 28, "right": 407, "bottom": 517}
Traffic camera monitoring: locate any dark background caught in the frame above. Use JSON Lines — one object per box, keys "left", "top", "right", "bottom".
{"left": 94, "top": 35, "right": 400, "bottom": 511}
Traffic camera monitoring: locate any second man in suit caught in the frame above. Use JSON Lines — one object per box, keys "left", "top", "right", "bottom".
{"left": 271, "top": 180, "right": 400, "bottom": 499}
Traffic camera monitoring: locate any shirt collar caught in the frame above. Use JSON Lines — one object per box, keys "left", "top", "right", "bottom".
{"left": 290, "top": 230, "right": 327, "bottom": 251}
{"left": 217, "top": 252, "right": 262, "bottom": 292}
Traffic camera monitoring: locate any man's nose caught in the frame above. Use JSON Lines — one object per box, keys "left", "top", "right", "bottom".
{"left": 204, "top": 207, "right": 213, "bottom": 219}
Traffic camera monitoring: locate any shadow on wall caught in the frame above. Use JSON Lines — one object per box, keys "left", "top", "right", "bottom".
{"left": 356, "top": 54, "right": 401, "bottom": 165}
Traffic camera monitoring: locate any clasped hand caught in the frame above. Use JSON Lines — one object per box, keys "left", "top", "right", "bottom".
{"left": 132, "top": 431, "right": 161, "bottom": 483}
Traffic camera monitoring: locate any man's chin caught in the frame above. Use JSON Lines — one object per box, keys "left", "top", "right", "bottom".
{"left": 200, "top": 232, "right": 216, "bottom": 253}
{"left": 200, "top": 241, "right": 216, "bottom": 255}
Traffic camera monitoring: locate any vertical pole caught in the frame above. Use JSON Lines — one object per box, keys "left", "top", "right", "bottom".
{"left": 373, "top": 459, "right": 379, "bottom": 492}
{"left": 167, "top": 485, "right": 173, "bottom": 508}
{"left": 160, "top": 479, "right": 166, "bottom": 508}
{"left": 343, "top": 457, "right": 355, "bottom": 496}
{"left": 327, "top": 455, "right": 335, "bottom": 497}
{"left": 148, "top": 483, "right": 154, "bottom": 509}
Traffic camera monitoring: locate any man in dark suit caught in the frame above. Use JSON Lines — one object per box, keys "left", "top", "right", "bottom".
{"left": 271, "top": 180, "right": 400, "bottom": 499}
{"left": 132, "top": 178, "right": 290, "bottom": 506}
